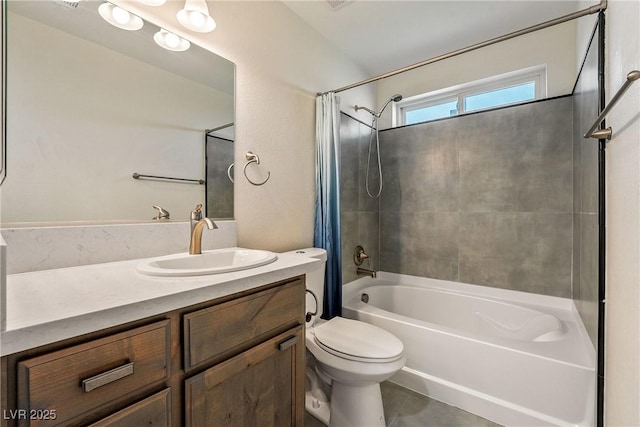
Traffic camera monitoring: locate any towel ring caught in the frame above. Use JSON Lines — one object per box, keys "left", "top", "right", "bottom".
{"left": 243, "top": 151, "right": 270, "bottom": 186}
{"left": 227, "top": 163, "right": 234, "bottom": 183}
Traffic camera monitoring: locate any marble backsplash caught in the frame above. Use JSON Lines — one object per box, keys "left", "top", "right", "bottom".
{"left": 1, "top": 220, "right": 237, "bottom": 274}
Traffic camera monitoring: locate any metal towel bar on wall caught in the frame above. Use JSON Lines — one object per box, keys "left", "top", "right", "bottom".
{"left": 243, "top": 151, "right": 270, "bottom": 186}
{"left": 132, "top": 173, "right": 205, "bottom": 185}
{"left": 584, "top": 70, "right": 640, "bottom": 140}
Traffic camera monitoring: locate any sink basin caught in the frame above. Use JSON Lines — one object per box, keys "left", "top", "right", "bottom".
{"left": 137, "top": 248, "right": 277, "bottom": 277}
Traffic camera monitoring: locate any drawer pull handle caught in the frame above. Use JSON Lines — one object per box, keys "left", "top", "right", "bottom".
{"left": 278, "top": 336, "right": 298, "bottom": 351}
{"left": 82, "top": 362, "right": 135, "bottom": 393}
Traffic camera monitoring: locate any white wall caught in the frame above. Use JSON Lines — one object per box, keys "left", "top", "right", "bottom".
{"left": 604, "top": 1, "right": 640, "bottom": 424}
{"left": 372, "top": 20, "right": 577, "bottom": 129}
{"left": 2, "top": 12, "right": 232, "bottom": 223}
{"left": 115, "top": 0, "right": 370, "bottom": 252}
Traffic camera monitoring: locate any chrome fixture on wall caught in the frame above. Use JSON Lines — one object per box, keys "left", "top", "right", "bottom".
{"left": 354, "top": 94, "right": 403, "bottom": 198}
{"left": 584, "top": 70, "right": 640, "bottom": 140}
{"left": 353, "top": 245, "right": 369, "bottom": 266}
{"left": 152, "top": 205, "right": 170, "bottom": 220}
{"left": 243, "top": 151, "right": 270, "bottom": 186}
{"left": 354, "top": 245, "right": 376, "bottom": 278}
{"left": 132, "top": 173, "right": 205, "bottom": 185}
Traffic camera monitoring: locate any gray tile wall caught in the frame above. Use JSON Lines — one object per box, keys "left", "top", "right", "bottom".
{"left": 206, "top": 136, "right": 234, "bottom": 219}
{"left": 572, "top": 27, "right": 601, "bottom": 347}
{"left": 339, "top": 69, "right": 599, "bottom": 346}
{"left": 376, "top": 97, "right": 575, "bottom": 297}
{"left": 340, "top": 113, "right": 380, "bottom": 284}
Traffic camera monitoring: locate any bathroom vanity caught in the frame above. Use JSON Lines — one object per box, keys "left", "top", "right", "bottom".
{"left": 0, "top": 252, "right": 318, "bottom": 426}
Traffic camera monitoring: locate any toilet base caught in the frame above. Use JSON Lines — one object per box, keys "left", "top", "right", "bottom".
{"left": 329, "top": 382, "right": 386, "bottom": 427}
{"left": 305, "top": 391, "right": 330, "bottom": 425}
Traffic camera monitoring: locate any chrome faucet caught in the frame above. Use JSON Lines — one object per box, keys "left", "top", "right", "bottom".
{"left": 356, "top": 267, "right": 377, "bottom": 278}
{"left": 152, "top": 205, "right": 170, "bottom": 220}
{"left": 189, "top": 218, "right": 217, "bottom": 255}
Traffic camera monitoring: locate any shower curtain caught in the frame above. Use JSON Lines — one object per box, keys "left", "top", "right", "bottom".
{"left": 314, "top": 92, "right": 342, "bottom": 319}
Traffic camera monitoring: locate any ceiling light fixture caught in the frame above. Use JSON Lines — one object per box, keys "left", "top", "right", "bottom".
{"left": 177, "top": 0, "right": 216, "bottom": 33}
{"left": 98, "top": 2, "right": 143, "bottom": 31}
{"left": 154, "top": 29, "right": 191, "bottom": 52}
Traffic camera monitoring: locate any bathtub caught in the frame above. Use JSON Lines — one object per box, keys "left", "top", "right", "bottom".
{"left": 342, "top": 272, "right": 596, "bottom": 427}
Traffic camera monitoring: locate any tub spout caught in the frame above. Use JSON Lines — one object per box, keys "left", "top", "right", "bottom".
{"left": 356, "top": 267, "right": 377, "bottom": 278}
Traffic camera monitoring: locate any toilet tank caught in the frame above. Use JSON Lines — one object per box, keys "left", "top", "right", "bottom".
{"left": 281, "top": 248, "right": 326, "bottom": 323}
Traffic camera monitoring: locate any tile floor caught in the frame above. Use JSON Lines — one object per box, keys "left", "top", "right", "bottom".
{"left": 304, "top": 381, "right": 503, "bottom": 427}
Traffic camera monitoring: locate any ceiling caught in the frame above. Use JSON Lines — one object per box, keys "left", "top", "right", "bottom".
{"left": 9, "top": 0, "right": 234, "bottom": 94}
{"left": 282, "top": 0, "right": 598, "bottom": 77}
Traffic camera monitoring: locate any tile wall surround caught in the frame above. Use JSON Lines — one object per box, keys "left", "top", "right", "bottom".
{"left": 206, "top": 136, "right": 235, "bottom": 219}
{"left": 572, "top": 23, "right": 601, "bottom": 347}
{"left": 1, "top": 220, "right": 237, "bottom": 274}
{"left": 340, "top": 114, "right": 380, "bottom": 284}
{"left": 340, "top": 96, "right": 575, "bottom": 298}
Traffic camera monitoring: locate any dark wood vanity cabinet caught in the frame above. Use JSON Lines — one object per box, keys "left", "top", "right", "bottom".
{"left": 185, "top": 326, "right": 304, "bottom": 427}
{"left": 0, "top": 276, "right": 306, "bottom": 427}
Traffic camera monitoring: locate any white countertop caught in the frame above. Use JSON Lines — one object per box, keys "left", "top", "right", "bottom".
{"left": 1, "top": 250, "right": 321, "bottom": 356}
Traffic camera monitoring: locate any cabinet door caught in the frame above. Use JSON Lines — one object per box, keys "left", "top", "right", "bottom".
{"left": 185, "top": 326, "right": 304, "bottom": 427}
{"left": 87, "top": 389, "right": 171, "bottom": 427}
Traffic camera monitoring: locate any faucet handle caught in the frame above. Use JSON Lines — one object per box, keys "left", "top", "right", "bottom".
{"left": 354, "top": 245, "right": 369, "bottom": 266}
{"left": 191, "top": 204, "right": 203, "bottom": 221}
{"left": 152, "top": 205, "right": 170, "bottom": 220}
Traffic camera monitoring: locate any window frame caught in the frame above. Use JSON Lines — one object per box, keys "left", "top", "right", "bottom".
{"left": 393, "top": 66, "right": 547, "bottom": 127}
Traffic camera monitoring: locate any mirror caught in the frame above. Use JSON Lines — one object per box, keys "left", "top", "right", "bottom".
{"left": 206, "top": 123, "right": 234, "bottom": 219}
{"left": 0, "top": 0, "right": 235, "bottom": 224}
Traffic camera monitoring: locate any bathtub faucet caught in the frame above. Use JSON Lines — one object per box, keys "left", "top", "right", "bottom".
{"left": 356, "top": 267, "right": 377, "bottom": 278}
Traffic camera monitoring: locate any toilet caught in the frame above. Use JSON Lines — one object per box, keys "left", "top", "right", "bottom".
{"left": 283, "top": 248, "right": 405, "bottom": 427}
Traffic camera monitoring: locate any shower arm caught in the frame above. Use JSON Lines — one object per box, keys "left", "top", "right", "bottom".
{"left": 354, "top": 105, "right": 378, "bottom": 117}
{"left": 355, "top": 94, "right": 403, "bottom": 118}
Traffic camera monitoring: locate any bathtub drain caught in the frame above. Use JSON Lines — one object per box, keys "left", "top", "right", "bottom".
{"left": 361, "top": 293, "right": 369, "bottom": 303}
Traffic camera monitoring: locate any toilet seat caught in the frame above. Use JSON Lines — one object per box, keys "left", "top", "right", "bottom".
{"left": 313, "top": 317, "right": 404, "bottom": 363}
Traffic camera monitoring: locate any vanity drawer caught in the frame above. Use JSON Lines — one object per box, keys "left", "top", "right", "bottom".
{"left": 17, "top": 320, "right": 170, "bottom": 427}
{"left": 183, "top": 278, "right": 305, "bottom": 371}
{"left": 87, "top": 388, "right": 171, "bottom": 427}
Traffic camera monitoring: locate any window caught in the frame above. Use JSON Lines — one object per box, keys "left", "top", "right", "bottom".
{"left": 394, "top": 66, "right": 546, "bottom": 127}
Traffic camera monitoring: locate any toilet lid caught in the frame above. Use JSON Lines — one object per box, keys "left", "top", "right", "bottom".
{"left": 313, "top": 317, "right": 403, "bottom": 362}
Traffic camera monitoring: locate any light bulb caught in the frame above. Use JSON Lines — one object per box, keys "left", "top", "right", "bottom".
{"left": 176, "top": 0, "right": 216, "bottom": 33}
{"left": 164, "top": 33, "right": 180, "bottom": 49}
{"left": 111, "top": 7, "right": 131, "bottom": 25}
{"left": 189, "top": 10, "right": 206, "bottom": 28}
{"left": 98, "top": 2, "right": 143, "bottom": 31}
{"left": 153, "top": 29, "right": 190, "bottom": 52}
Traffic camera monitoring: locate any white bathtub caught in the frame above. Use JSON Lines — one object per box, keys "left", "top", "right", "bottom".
{"left": 342, "top": 272, "right": 596, "bottom": 427}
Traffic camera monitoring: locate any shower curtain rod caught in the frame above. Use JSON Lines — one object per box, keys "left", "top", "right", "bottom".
{"left": 320, "top": 0, "right": 607, "bottom": 95}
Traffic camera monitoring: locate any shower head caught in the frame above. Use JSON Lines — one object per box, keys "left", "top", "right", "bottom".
{"left": 378, "top": 94, "right": 403, "bottom": 116}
